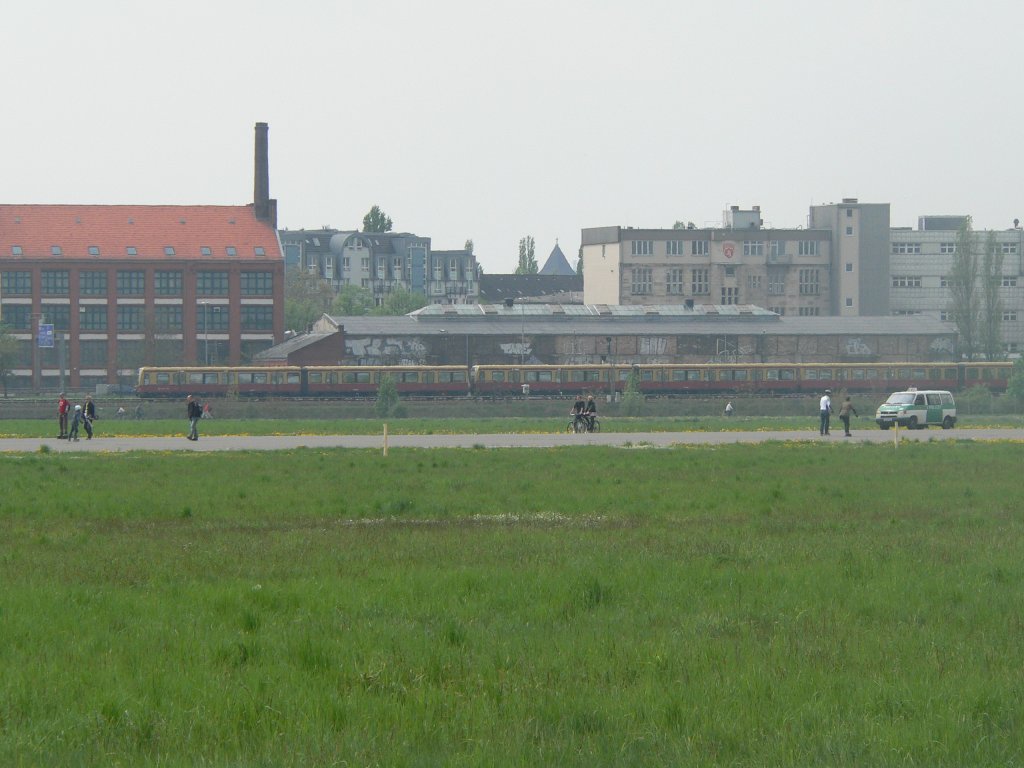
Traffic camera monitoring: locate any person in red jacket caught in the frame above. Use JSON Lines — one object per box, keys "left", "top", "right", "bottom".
{"left": 57, "top": 392, "right": 70, "bottom": 439}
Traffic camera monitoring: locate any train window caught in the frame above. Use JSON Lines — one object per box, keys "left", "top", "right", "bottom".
{"left": 423, "top": 372, "right": 435, "bottom": 384}
{"left": 492, "top": 371, "right": 506, "bottom": 382}
{"left": 156, "top": 373, "right": 169, "bottom": 385}
{"left": 998, "top": 368, "right": 1009, "bottom": 379}
{"left": 237, "top": 373, "right": 252, "bottom": 384}
{"left": 641, "top": 370, "right": 653, "bottom": 381}
{"left": 966, "top": 368, "right": 979, "bottom": 380}
{"left": 866, "top": 369, "right": 878, "bottom": 379}
{"left": 735, "top": 370, "right": 748, "bottom": 381}
{"left": 203, "top": 372, "right": 219, "bottom": 384}
{"left": 943, "top": 368, "right": 957, "bottom": 379}
{"left": 982, "top": 368, "right": 993, "bottom": 380}
{"left": 766, "top": 370, "right": 779, "bottom": 381}
{"left": 805, "top": 369, "right": 817, "bottom": 380}
{"left": 851, "top": 369, "right": 864, "bottom": 380}
{"left": 912, "top": 368, "right": 925, "bottom": 379}
{"left": 271, "top": 372, "right": 285, "bottom": 385}
{"left": 928, "top": 368, "right": 941, "bottom": 380}
{"left": 309, "top": 371, "right": 322, "bottom": 383}
{"left": 617, "top": 370, "right": 631, "bottom": 382}
{"left": 818, "top": 370, "right": 833, "bottom": 380}
{"left": 254, "top": 373, "right": 268, "bottom": 384}
{"left": 670, "top": 369, "right": 687, "bottom": 381}
{"left": 526, "top": 370, "right": 552, "bottom": 382}
{"left": 451, "top": 371, "right": 466, "bottom": 383}
{"left": 401, "top": 372, "right": 419, "bottom": 383}
{"left": 287, "top": 373, "right": 300, "bottom": 384}
{"left": 780, "top": 369, "right": 795, "bottom": 381}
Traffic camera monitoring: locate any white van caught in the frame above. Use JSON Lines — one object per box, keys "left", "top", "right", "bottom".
{"left": 875, "top": 389, "right": 957, "bottom": 430}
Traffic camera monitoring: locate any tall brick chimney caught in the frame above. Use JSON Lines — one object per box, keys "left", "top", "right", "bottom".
{"left": 253, "top": 122, "right": 276, "bottom": 227}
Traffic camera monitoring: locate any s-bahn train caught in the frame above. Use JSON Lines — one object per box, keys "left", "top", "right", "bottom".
{"left": 135, "top": 361, "right": 1014, "bottom": 398}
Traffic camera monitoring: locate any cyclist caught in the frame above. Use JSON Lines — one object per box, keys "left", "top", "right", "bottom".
{"left": 584, "top": 393, "right": 598, "bottom": 432}
{"left": 570, "top": 394, "right": 587, "bottom": 432}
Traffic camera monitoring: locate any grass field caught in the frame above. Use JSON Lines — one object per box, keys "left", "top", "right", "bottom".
{"left": 1, "top": 413, "right": 1023, "bottom": 439}
{"left": 2, "top": 441, "right": 1024, "bottom": 765}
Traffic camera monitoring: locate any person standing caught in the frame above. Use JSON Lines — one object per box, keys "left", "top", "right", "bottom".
{"left": 83, "top": 395, "right": 96, "bottom": 439}
{"left": 186, "top": 395, "right": 202, "bottom": 441}
{"left": 724, "top": 401, "right": 734, "bottom": 417}
{"left": 838, "top": 396, "right": 859, "bottom": 437}
{"left": 57, "top": 392, "right": 70, "bottom": 439}
{"left": 819, "top": 389, "right": 833, "bottom": 436}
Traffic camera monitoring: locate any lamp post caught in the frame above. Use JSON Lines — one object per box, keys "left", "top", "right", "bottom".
{"left": 201, "top": 301, "right": 209, "bottom": 365}
{"left": 606, "top": 336, "right": 613, "bottom": 400}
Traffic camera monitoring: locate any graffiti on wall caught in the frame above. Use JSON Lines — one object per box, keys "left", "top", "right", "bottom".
{"left": 639, "top": 337, "right": 668, "bottom": 355}
{"left": 930, "top": 337, "right": 955, "bottom": 355}
{"left": 500, "top": 342, "right": 532, "bottom": 357}
{"left": 346, "top": 337, "right": 428, "bottom": 365}
{"left": 844, "top": 337, "right": 873, "bottom": 356}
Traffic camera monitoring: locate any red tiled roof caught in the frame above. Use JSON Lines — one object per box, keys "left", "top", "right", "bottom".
{"left": 0, "top": 204, "right": 281, "bottom": 260}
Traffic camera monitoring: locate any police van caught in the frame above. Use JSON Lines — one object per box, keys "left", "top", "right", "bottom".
{"left": 875, "top": 388, "right": 957, "bottom": 430}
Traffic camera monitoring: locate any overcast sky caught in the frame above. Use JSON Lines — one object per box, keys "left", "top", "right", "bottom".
{"left": 3, "top": 1, "right": 1021, "bottom": 274}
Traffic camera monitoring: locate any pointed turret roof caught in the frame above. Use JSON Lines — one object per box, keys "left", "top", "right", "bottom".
{"left": 539, "top": 241, "right": 575, "bottom": 275}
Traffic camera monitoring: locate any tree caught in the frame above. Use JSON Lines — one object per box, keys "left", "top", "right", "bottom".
{"left": 464, "top": 239, "right": 474, "bottom": 254}
{"left": 515, "top": 236, "right": 537, "bottom": 275}
{"left": 1006, "top": 357, "right": 1024, "bottom": 409}
{"left": 948, "top": 218, "right": 981, "bottom": 361}
{"left": 374, "top": 372, "right": 403, "bottom": 418}
{"left": 0, "top": 323, "right": 19, "bottom": 397}
{"left": 576, "top": 246, "right": 584, "bottom": 277}
{"left": 284, "top": 270, "right": 335, "bottom": 333}
{"left": 362, "top": 205, "right": 393, "bottom": 233}
{"left": 620, "top": 368, "right": 644, "bottom": 416}
{"left": 332, "top": 284, "right": 374, "bottom": 316}
{"left": 371, "top": 286, "right": 429, "bottom": 316}
{"left": 672, "top": 220, "right": 696, "bottom": 230}
{"left": 980, "top": 231, "right": 1004, "bottom": 360}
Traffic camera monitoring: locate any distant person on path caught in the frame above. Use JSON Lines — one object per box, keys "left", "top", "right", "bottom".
{"left": 82, "top": 395, "right": 96, "bottom": 439}
{"left": 57, "top": 392, "right": 70, "bottom": 439}
{"left": 68, "top": 404, "right": 84, "bottom": 441}
{"left": 838, "top": 396, "right": 859, "bottom": 437}
{"left": 584, "top": 393, "right": 598, "bottom": 432}
{"left": 819, "top": 389, "right": 833, "bottom": 436}
{"left": 570, "top": 393, "right": 586, "bottom": 431}
{"left": 724, "top": 401, "right": 734, "bottom": 417}
{"left": 80, "top": 399, "right": 94, "bottom": 439}
{"left": 187, "top": 395, "right": 202, "bottom": 441}
{"left": 116, "top": 406, "right": 126, "bottom": 419}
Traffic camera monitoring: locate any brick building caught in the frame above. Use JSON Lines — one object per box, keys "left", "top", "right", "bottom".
{"left": 0, "top": 123, "right": 284, "bottom": 391}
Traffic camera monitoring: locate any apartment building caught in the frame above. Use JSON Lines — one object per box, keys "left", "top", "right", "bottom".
{"left": 280, "top": 229, "right": 478, "bottom": 306}
{"left": 581, "top": 206, "right": 834, "bottom": 316}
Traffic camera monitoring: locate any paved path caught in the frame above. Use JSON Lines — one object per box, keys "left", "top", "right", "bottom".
{"left": 3, "top": 427, "right": 1024, "bottom": 453}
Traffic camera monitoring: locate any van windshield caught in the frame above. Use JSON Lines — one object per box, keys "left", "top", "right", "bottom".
{"left": 885, "top": 393, "right": 916, "bottom": 405}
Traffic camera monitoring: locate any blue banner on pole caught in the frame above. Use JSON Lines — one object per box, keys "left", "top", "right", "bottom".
{"left": 37, "top": 323, "right": 54, "bottom": 348}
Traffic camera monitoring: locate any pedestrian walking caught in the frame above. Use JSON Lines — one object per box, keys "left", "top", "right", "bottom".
{"left": 68, "top": 404, "right": 84, "bottom": 441}
{"left": 838, "top": 396, "right": 859, "bottom": 437}
{"left": 819, "top": 389, "right": 833, "bottom": 436}
{"left": 186, "top": 395, "right": 202, "bottom": 441}
{"left": 82, "top": 395, "right": 95, "bottom": 439}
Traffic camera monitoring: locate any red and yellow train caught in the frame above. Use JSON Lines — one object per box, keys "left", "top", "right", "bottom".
{"left": 136, "top": 361, "right": 1014, "bottom": 398}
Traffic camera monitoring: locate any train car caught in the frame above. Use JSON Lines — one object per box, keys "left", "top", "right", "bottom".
{"left": 471, "top": 364, "right": 634, "bottom": 397}
{"left": 136, "top": 366, "right": 304, "bottom": 397}
{"left": 960, "top": 361, "right": 1012, "bottom": 391}
{"left": 627, "top": 363, "right": 801, "bottom": 395}
{"left": 303, "top": 365, "right": 470, "bottom": 397}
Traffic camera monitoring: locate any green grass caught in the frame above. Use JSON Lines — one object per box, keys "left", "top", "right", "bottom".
{"left": 2, "top": 442, "right": 1024, "bottom": 765}
{"left": 0, "top": 413, "right": 1020, "bottom": 438}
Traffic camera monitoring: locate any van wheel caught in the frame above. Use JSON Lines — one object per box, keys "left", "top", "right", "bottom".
{"left": 942, "top": 416, "right": 954, "bottom": 430}
{"left": 908, "top": 416, "right": 919, "bottom": 429}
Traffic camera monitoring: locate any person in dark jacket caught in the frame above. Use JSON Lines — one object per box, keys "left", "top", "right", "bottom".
{"left": 82, "top": 395, "right": 95, "bottom": 439}
{"left": 584, "top": 394, "right": 598, "bottom": 432}
{"left": 186, "top": 395, "right": 202, "bottom": 441}
{"left": 838, "top": 396, "right": 859, "bottom": 437}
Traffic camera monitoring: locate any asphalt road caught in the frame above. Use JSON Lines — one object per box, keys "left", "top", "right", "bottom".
{"left": 3, "top": 427, "right": 1024, "bottom": 453}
